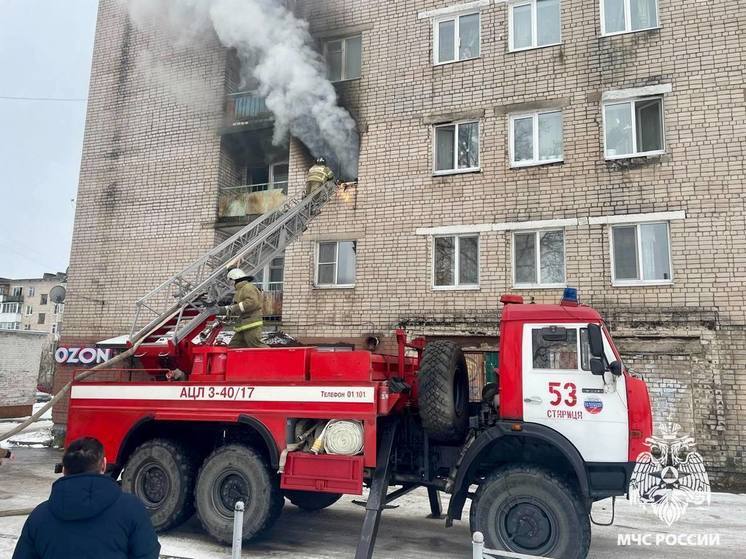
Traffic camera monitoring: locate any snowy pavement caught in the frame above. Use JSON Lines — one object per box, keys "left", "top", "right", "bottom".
{"left": 1, "top": 447, "right": 746, "bottom": 558}
{"left": 0, "top": 403, "right": 53, "bottom": 450}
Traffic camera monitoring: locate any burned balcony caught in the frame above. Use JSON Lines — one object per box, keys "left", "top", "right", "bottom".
{"left": 217, "top": 161, "right": 289, "bottom": 229}
{"left": 224, "top": 91, "right": 274, "bottom": 129}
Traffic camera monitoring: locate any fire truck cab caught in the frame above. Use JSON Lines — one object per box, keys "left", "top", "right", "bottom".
{"left": 65, "top": 291, "right": 652, "bottom": 559}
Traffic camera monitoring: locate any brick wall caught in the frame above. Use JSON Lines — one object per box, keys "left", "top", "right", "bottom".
{"left": 0, "top": 331, "right": 46, "bottom": 418}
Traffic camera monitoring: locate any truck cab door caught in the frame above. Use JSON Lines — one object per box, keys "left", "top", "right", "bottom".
{"left": 521, "top": 323, "right": 628, "bottom": 463}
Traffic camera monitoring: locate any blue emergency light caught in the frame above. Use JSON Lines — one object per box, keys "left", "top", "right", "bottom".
{"left": 561, "top": 287, "right": 579, "bottom": 306}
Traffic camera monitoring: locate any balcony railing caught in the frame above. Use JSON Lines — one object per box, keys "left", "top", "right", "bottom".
{"left": 218, "top": 183, "right": 288, "bottom": 219}
{"left": 226, "top": 91, "right": 273, "bottom": 125}
{"left": 261, "top": 290, "right": 283, "bottom": 320}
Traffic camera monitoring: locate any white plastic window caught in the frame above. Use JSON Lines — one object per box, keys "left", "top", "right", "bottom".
{"left": 601, "top": 0, "right": 658, "bottom": 36}
{"left": 316, "top": 241, "right": 356, "bottom": 287}
{"left": 509, "top": 110, "right": 563, "bottom": 166}
{"left": 513, "top": 230, "right": 566, "bottom": 288}
{"left": 325, "top": 35, "right": 362, "bottom": 82}
{"left": 434, "top": 12, "right": 480, "bottom": 64}
{"left": 510, "top": 0, "right": 561, "bottom": 51}
{"left": 434, "top": 121, "right": 480, "bottom": 174}
{"left": 611, "top": 222, "right": 672, "bottom": 285}
{"left": 433, "top": 235, "right": 480, "bottom": 289}
{"left": 604, "top": 97, "right": 664, "bottom": 159}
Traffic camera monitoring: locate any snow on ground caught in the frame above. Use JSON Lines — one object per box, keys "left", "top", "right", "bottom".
{"left": 2, "top": 448, "right": 746, "bottom": 559}
{"left": 0, "top": 403, "right": 54, "bottom": 449}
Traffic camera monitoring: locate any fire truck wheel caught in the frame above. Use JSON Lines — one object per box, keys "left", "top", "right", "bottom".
{"left": 285, "top": 490, "right": 342, "bottom": 511}
{"left": 194, "top": 444, "right": 282, "bottom": 544}
{"left": 470, "top": 465, "right": 591, "bottom": 559}
{"left": 121, "top": 438, "right": 197, "bottom": 532}
{"left": 417, "top": 341, "right": 470, "bottom": 443}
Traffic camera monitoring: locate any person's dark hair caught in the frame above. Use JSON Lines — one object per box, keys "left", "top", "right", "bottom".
{"left": 62, "top": 437, "right": 105, "bottom": 475}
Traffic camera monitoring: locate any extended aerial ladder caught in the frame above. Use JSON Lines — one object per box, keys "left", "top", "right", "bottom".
{"left": 129, "top": 181, "right": 339, "bottom": 348}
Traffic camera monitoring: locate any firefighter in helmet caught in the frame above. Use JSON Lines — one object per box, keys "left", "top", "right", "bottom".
{"left": 305, "top": 156, "right": 335, "bottom": 196}
{"left": 218, "top": 268, "right": 268, "bottom": 348}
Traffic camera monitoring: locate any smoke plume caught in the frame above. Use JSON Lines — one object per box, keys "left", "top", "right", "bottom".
{"left": 126, "top": 0, "right": 359, "bottom": 178}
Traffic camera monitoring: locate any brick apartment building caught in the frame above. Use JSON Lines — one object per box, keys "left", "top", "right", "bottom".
{"left": 56, "top": 0, "right": 745, "bottom": 486}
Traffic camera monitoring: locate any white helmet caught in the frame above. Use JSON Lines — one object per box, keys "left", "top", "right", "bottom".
{"left": 227, "top": 268, "right": 246, "bottom": 281}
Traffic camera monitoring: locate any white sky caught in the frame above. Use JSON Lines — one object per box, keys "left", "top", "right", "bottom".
{"left": 0, "top": 0, "right": 98, "bottom": 279}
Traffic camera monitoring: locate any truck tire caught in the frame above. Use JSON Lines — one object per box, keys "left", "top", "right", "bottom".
{"left": 121, "top": 438, "right": 196, "bottom": 532}
{"left": 285, "top": 490, "right": 342, "bottom": 511}
{"left": 470, "top": 465, "right": 591, "bottom": 559}
{"left": 194, "top": 444, "right": 282, "bottom": 544}
{"left": 417, "top": 341, "right": 470, "bottom": 443}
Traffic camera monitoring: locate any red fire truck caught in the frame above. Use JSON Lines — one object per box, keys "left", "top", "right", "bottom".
{"left": 65, "top": 290, "right": 653, "bottom": 559}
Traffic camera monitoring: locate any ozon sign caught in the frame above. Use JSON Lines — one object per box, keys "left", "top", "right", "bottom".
{"left": 55, "top": 347, "right": 112, "bottom": 365}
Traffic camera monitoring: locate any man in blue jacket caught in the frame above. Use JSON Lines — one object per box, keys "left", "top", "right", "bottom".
{"left": 12, "top": 437, "right": 161, "bottom": 559}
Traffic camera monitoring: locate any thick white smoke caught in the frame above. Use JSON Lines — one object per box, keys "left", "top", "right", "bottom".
{"left": 126, "top": 0, "right": 359, "bottom": 178}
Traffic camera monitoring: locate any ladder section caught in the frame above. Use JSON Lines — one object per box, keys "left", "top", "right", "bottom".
{"left": 130, "top": 181, "right": 338, "bottom": 344}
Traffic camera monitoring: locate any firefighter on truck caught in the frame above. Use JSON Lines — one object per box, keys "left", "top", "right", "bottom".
{"left": 217, "top": 268, "right": 268, "bottom": 348}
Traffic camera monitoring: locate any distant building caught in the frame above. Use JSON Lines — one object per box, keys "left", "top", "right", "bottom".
{"left": 0, "top": 272, "right": 66, "bottom": 342}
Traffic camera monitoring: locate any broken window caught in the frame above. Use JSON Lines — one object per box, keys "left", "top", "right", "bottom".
{"left": 434, "top": 121, "right": 480, "bottom": 173}
{"left": 325, "top": 35, "right": 362, "bottom": 82}
{"left": 510, "top": 0, "right": 561, "bottom": 51}
{"left": 602, "top": 0, "right": 658, "bottom": 35}
{"left": 316, "top": 241, "right": 356, "bottom": 287}
{"left": 604, "top": 97, "right": 664, "bottom": 158}
{"left": 612, "top": 222, "right": 671, "bottom": 284}
{"left": 510, "top": 110, "right": 563, "bottom": 166}
{"left": 434, "top": 12, "right": 480, "bottom": 64}
{"left": 514, "top": 230, "right": 566, "bottom": 287}
{"left": 433, "top": 235, "right": 479, "bottom": 288}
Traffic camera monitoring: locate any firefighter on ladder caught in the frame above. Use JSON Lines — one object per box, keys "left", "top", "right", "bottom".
{"left": 305, "top": 157, "right": 335, "bottom": 196}
{"left": 218, "top": 268, "right": 269, "bottom": 348}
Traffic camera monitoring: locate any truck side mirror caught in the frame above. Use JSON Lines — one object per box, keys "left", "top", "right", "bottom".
{"left": 609, "top": 360, "right": 622, "bottom": 376}
{"left": 587, "top": 323, "right": 604, "bottom": 358}
{"left": 590, "top": 357, "right": 605, "bottom": 376}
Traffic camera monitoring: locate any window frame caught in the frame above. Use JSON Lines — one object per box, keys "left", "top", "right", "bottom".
{"left": 432, "top": 234, "right": 481, "bottom": 291}
{"left": 508, "top": 0, "right": 563, "bottom": 52}
{"left": 253, "top": 255, "right": 285, "bottom": 292}
{"left": 602, "top": 96, "right": 665, "bottom": 160}
{"left": 433, "top": 120, "right": 481, "bottom": 175}
{"left": 512, "top": 229, "right": 567, "bottom": 289}
{"left": 600, "top": 0, "right": 660, "bottom": 37}
{"left": 25, "top": 305, "right": 33, "bottom": 316}
{"left": 314, "top": 240, "right": 357, "bottom": 289}
{"left": 324, "top": 34, "right": 363, "bottom": 83}
{"left": 609, "top": 221, "right": 673, "bottom": 286}
{"left": 433, "top": 11, "right": 481, "bottom": 65}
{"left": 508, "top": 110, "right": 564, "bottom": 167}
{"left": 28, "top": 287, "right": 35, "bottom": 297}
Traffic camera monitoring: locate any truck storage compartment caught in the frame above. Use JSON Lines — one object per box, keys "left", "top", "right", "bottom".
{"left": 225, "top": 347, "right": 311, "bottom": 382}
{"left": 280, "top": 452, "right": 364, "bottom": 495}
{"left": 309, "top": 350, "right": 373, "bottom": 381}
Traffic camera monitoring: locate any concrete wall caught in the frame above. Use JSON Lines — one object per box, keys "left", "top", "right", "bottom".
{"left": 0, "top": 331, "right": 46, "bottom": 418}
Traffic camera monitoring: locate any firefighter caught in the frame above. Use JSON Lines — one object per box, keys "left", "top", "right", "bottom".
{"left": 218, "top": 268, "right": 268, "bottom": 348}
{"left": 305, "top": 156, "right": 335, "bottom": 195}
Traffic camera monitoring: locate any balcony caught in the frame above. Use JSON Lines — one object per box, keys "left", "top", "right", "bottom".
{"left": 217, "top": 182, "right": 288, "bottom": 227}
{"left": 261, "top": 289, "right": 283, "bottom": 321}
{"left": 225, "top": 91, "right": 273, "bottom": 128}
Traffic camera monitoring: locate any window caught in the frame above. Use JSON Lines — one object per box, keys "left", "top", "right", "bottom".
{"left": 1, "top": 303, "right": 19, "bottom": 313}
{"left": 325, "top": 35, "right": 362, "bottom": 82}
{"left": 40, "top": 294, "right": 48, "bottom": 305}
{"left": 253, "top": 255, "right": 285, "bottom": 292}
{"left": 509, "top": 111, "right": 563, "bottom": 166}
{"left": 434, "top": 12, "right": 480, "bottom": 64}
{"left": 246, "top": 162, "right": 289, "bottom": 193}
{"left": 24, "top": 324, "right": 31, "bottom": 331}
{"left": 514, "top": 230, "right": 566, "bottom": 287}
{"left": 510, "top": 0, "right": 561, "bottom": 51}
{"left": 532, "top": 326, "right": 591, "bottom": 371}
{"left": 604, "top": 97, "right": 664, "bottom": 158}
{"left": 434, "top": 121, "right": 480, "bottom": 174}
{"left": 0, "top": 322, "right": 20, "bottom": 330}
{"left": 38, "top": 313, "right": 46, "bottom": 325}
{"left": 601, "top": 0, "right": 658, "bottom": 35}
{"left": 54, "top": 303, "right": 64, "bottom": 314}
{"left": 12, "top": 287, "right": 22, "bottom": 296}
{"left": 433, "top": 235, "right": 479, "bottom": 289}
{"left": 611, "top": 222, "right": 672, "bottom": 285}
{"left": 28, "top": 287, "right": 35, "bottom": 297}
{"left": 25, "top": 305, "right": 33, "bottom": 316}
{"left": 316, "top": 241, "right": 356, "bottom": 287}
{"left": 51, "top": 323, "right": 57, "bottom": 334}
